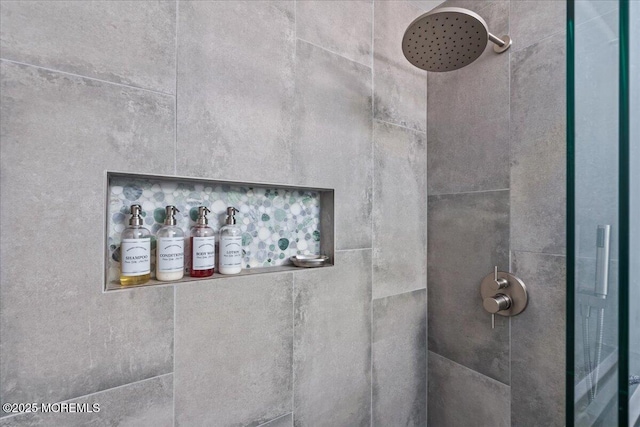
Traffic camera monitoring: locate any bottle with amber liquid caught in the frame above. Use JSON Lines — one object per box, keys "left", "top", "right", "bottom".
{"left": 120, "top": 204, "right": 151, "bottom": 286}
{"left": 190, "top": 206, "right": 215, "bottom": 277}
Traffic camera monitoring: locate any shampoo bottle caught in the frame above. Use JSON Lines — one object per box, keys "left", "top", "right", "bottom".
{"left": 120, "top": 204, "right": 151, "bottom": 286}
{"left": 156, "top": 205, "right": 185, "bottom": 281}
{"left": 219, "top": 207, "right": 242, "bottom": 275}
{"left": 190, "top": 206, "right": 215, "bottom": 278}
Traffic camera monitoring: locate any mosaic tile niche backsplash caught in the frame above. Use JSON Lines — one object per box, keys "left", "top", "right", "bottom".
{"left": 106, "top": 175, "right": 322, "bottom": 284}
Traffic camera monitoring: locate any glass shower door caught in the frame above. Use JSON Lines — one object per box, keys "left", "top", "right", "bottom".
{"left": 568, "top": 1, "right": 638, "bottom": 425}
{"left": 628, "top": 1, "right": 639, "bottom": 425}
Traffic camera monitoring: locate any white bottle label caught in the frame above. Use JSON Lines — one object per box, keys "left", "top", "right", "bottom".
{"left": 192, "top": 236, "right": 215, "bottom": 270}
{"left": 121, "top": 238, "right": 151, "bottom": 276}
{"left": 157, "top": 237, "right": 184, "bottom": 273}
{"left": 220, "top": 236, "right": 242, "bottom": 268}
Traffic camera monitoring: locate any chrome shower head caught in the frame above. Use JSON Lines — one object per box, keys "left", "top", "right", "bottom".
{"left": 402, "top": 7, "right": 511, "bottom": 72}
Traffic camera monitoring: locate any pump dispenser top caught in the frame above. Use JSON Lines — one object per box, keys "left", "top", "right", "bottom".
{"left": 225, "top": 207, "right": 238, "bottom": 225}
{"left": 164, "top": 205, "right": 179, "bottom": 226}
{"left": 129, "top": 204, "right": 143, "bottom": 226}
{"left": 196, "top": 206, "right": 210, "bottom": 225}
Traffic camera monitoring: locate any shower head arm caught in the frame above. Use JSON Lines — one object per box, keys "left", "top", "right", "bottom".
{"left": 488, "top": 33, "right": 512, "bottom": 53}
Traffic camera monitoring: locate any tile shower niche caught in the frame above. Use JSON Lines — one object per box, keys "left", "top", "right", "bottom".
{"left": 105, "top": 172, "right": 334, "bottom": 291}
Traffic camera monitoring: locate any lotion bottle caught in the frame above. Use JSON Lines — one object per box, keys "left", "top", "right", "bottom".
{"left": 156, "top": 205, "right": 185, "bottom": 281}
{"left": 219, "top": 207, "right": 242, "bottom": 274}
{"left": 120, "top": 204, "right": 151, "bottom": 286}
{"left": 190, "top": 206, "right": 215, "bottom": 278}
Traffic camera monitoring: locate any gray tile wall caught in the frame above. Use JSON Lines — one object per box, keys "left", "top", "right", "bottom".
{"left": 426, "top": 0, "right": 567, "bottom": 425}
{"left": 372, "top": 289, "right": 427, "bottom": 427}
{"left": 428, "top": 351, "right": 510, "bottom": 427}
{"left": 0, "top": 1, "right": 427, "bottom": 426}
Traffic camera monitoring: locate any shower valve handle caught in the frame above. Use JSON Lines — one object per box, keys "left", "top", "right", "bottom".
{"left": 492, "top": 266, "right": 509, "bottom": 290}
{"left": 483, "top": 293, "right": 512, "bottom": 314}
{"left": 483, "top": 293, "right": 512, "bottom": 329}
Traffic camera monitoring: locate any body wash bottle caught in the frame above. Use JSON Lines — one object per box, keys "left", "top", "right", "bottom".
{"left": 190, "top": 206, "right": 215, "bottom": 278}
{"left": 156, "top": 205, "right": 184, "bottom": 281}
{"left": 120, "top": 204, "right": 151, "bottom": 286}
{"left": 219, "top": 207, "right": 242, "bottom": 275}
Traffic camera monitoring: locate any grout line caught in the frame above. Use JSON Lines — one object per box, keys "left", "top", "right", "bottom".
{"left": 374, "top": 118, "right": 426, "bottom": 135}
{"left": 296, "top": 37, "right": 372, "bottom": 70}
{"left": 372, "top": 286, "right": 427, "bottom": 303}
{"left": 370, "top": 3, "right": 375, "bottom": 424}
{"left": 335, "top": 247, "right": 372, "bottom": 253}
{"left": 428, "top": 188, "right": 510, "bottom": 197}
{"left": 256, "top": 412, "right": 293, "bottom": 427}
{"left": 371, "top": 0, "right": 376, "bottom": 118}
{"left": 507, "top": 0, "right": 513, "bottom": 405}
{"left": 428, "top": 350, "right": 511, "bottom": 388}
{"left": 511, "top": 249, "right": 566, "bottom": 258}
{"left": 0, "top": 373, "right": 174, "bottom": 421}
{"left": 291, "top": 272, "right": 296, "bottom": 423}
{"left": 370, "top": 102, "right": 375, "bottom": 427}
{"left": 0, "top": 58, "right": 175, "bottom": 97}
{"left": 292, "top": 2, "right": 296, "bottom": 424}
{"left": 174, "top": 0, "right": 180, "bottom": 177}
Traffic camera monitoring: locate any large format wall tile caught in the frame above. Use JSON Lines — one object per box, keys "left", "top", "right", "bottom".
{"left": 427, "top": 1, "right": 510, "bottom": 195}
{"left": 511, "top": 252, "right": 565, "bottom": 427}
{"left": 373, "top": 1, "right": 427, "bottom": 132}
{"left": 0, "top": 62, "right": 175, "bottom": 406}
{"left": 428, "top": 351, "right": 510, "bottom": 427}
{"left": 372, "top": 289, "right": 427, "bottom": 427}
{"left": 174, "top": 274, "right": 293, "bottom": 427}
{"left": 0, "top": 375, "right": 173, "bottom": 427}
{"left": 177, "top": 1, "right": 295, "bottom": 183}
{"left": 296, "top": 0, "right": 372, "bottom": 67}
{"left": 511, "top": 32, "right": 566, "bottom": 255}
{"left": 510, "top": 1, "right": 566, "bottom": 52}
{"left": 428, "top": 190, "right": 510, "bottom": 384}
{"left": 0, "top": 1, "right": 176, "bottom": 94}
{"left": 292, "top": 40, "right": 372, "bottom": 250}
{"left": 373, "top": 121, "right": 426, "bottom": 299}
{"left": 293, "top": 250, "right": 372, "bottom": 427}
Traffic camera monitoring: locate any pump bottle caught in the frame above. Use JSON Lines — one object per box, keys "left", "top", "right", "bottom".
{"left": 156, "top": 205, "right": 185, "bottom": 281}
{"left": 219, "top": 207, "right": 242, "bottom": 275}
{"left": 120, "top": 204, "right": 151, "bottom": 286}
{"left": 190, "top": 206, "right": 215, "bottom": 277}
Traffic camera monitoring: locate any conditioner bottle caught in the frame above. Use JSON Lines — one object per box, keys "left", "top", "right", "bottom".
{"left": 156, "top": 205, "right": 185, "bottom": 281}
{"left": 120, "top": 204, "right": 151, "bottom": 286}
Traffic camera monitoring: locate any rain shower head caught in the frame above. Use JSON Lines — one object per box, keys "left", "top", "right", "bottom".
{"left": 402, "top": 7, "right": 512, "bottom": 72}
